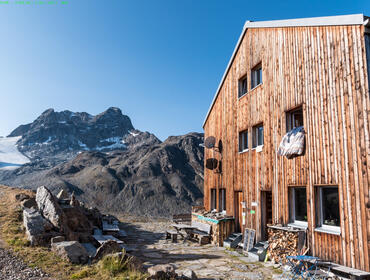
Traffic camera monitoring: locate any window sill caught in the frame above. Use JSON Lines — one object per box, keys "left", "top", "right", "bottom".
{"left": 238, "top": 93, "right": 248, "bottom": 100}
{"left": 252, "top": 145, "right": 264, "bottom": 152}
{"left": 249, "top": 83, "right": 263, "bottom": 93}
{"left": 288, "top": 222, "right": 308, "bottom": 230}
{"left": 315, "top": 226, "right": 341, "bottom": 236}
{"left": 239, "top": 149, "right": 249, "bottom": 154}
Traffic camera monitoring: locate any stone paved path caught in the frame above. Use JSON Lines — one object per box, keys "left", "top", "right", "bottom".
{"left": 121, "top": 221, "right": 282, "bottom": 280}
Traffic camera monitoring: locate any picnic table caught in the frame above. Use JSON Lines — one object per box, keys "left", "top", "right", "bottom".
{"left": 170, "top": 223, "right": 196, "bottom": 242}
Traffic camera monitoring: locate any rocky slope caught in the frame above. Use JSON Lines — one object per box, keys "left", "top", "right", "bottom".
{"left": 0, "top": 108, "right": 204, "bottom": 217}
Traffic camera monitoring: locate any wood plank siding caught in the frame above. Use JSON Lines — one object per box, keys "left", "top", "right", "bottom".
{"left": 203, "top": 24, "right": 370, "bottom": 271}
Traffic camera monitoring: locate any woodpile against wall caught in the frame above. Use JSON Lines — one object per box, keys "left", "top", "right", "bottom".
{"left": 267, "top": 226, "right": 306, "bottom": 264}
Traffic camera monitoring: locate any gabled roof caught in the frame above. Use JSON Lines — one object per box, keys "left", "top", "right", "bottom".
{"left": 203, "top": 14, "right": 369, "bottom": 128}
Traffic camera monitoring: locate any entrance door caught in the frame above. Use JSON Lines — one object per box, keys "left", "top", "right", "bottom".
{"left": 234, "top": 191, "right": 243, "bottom": 232}
{"left": 261, "top": 191, "right": 272, "bottom": 240}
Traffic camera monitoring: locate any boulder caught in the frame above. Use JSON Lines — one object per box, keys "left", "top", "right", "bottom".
{"left": 56, "top": 189, "right": 69, "bottom": 200}
{"left": 15, "top": 193, "right": 30, "bottom": 201}
{"left": 21, "top": 197, "right": 38, "bottom": 209}
{"left": 62, "top": 207, "right": 92, "bottom": 233}
{"left": 51, "top": 236, "right": 65, "bottom": 244}
{"left": 35, "top": 186, "right": 66, "bottom": 230}
{"left": 181, "top": 269, "right": 198, "bottom": 280}
{"left": 94, "top": 240, "right": 122, "bottom": 261}
{"left": 51, "top": 241, "right": 89, "bottom": 264}
{"left": 70, "top": 192, "right": 80, "bottom": 207}
{"left": 147, "top": 264, "right": 177, "bottom": 279}
{"left": 83, "top": 207, "right": 102, "bottom": 228}
{"left": 23, "top": 208, "right": 54, "bottom": 246}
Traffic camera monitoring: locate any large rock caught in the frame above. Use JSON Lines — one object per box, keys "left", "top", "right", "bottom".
{"left": 94, "top": 240, "right": 121, "bottom": 261}
{"left": 23, "top": 208, "right": 54, "bottom": 246}
{"left": 181, "top": 269, "right": 198, "bottom": 280}
{"left": 51, "top": 241, "right": 89, "bottom": 264}
{"left": 83, "top": 207, "right": 102, "bottom": 228}
{"left": 51, "top": 236, "right": 65, "bottom": 244}
{"left": 147, "top": 264, "right": 177, "bottom": 279}
{"left": 56, "top": 189, "right": 69, "bottom": 200}
{"left": 15, "top": 193, "right": 30, "bottom": 201}
{"left": 62, "top": 207, "right": 92, "bottom": 233}
{"left": 35, "top": 186, "right": 66, "bottom": 230}
{"left": 21, "top": 197, "right": 37, "bottom": 209}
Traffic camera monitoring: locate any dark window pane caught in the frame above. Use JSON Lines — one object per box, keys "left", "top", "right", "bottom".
{"left": 258, "top": 126, "right": 264, "bottom": 146}
{"left": 211, "top": 189, "right": 217, "bottom": 210}
{"left": 219, "top": 189, "right": 226, "bottom": 211}
{"left": 286, "top": 107, "right": 304, "bottom": 132}
{"left": 322, "top": 188, "right": 340, "bottom": 227}
{"left": 294, "top": 188, "right": 307, "bottom": 221}
{"left": 251, "top": 65, "right": 262, "bottom": 88}
{"left": 239, "top": 130, "right": 248, "bottom": 151}
{"left": 238, "top": 77, "right": 248, "bottom": 98}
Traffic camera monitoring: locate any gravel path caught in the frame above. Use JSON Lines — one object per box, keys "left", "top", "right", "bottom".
{"left": 0, "top": 248, "right": 53, "bottom": 280}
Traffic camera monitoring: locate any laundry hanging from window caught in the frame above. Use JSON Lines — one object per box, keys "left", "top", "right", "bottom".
{"left": 278, "top": 126, "right": 305, "bottom": 159}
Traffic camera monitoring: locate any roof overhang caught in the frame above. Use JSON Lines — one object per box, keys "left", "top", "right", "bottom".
{"left": 202, "top": 14, "right": 368, "bottom": 128}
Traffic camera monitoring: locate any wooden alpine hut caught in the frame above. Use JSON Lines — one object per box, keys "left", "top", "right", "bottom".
{"left": 202, "top": 14, "right": 370, "bottom": 272}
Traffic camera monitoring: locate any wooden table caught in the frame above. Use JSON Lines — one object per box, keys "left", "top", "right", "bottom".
{"left": 171, "top": 224, "right": 195, "bottom": 242}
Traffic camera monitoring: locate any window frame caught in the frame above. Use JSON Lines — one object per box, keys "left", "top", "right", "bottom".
{"left": 238, "top": 74, "right": 248, "bottom": 98}
{"left": 286, "top": 106, "right": 304, "bottom": 132}
{"left": 315, "top": 185, "right": 341, "bottom": 235}
{"left": 288, "top": 186, "right": 308, "bottom": 228}
{"left": 251, "top": 63, "right": 262, "bottom": 90}
{"left": 252, "top": 123, "right": 264, "bottom": 148}
{"left": 239, "top": 129, "right": 249, "bottom": 152}
{"left": 210, "top": 188, "right": 217, "bottom": 211}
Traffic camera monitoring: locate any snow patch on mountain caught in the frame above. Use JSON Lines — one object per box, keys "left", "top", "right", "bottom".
{"left": 95, "top": 137, "right": 126, "bottom": 151}
{"left": 0, "top": 136, "right": 30, "bottom": 170}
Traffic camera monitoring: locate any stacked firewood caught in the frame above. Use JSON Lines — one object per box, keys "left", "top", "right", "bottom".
{"left": 267, "top": 227, "right": 300, "bottom": 263}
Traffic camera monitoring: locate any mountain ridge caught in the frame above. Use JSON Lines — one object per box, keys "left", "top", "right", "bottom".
{"left": 0, "top": 107, "right": 204, "bottom": 217}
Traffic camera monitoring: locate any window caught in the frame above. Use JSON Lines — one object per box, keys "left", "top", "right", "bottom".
{"left": 316, "top": 186, "right": 341, "bottom": 233}
{"left": 210, "top": 188, "right": 217, "bottom": 210}
{"left": 239, "top": 130, "right": 248, "bottom": 152}
{"left": 251, "top": 63, "right": 262, "bottom": 89}
{"left": 252, "top": 124, "right": 264, "bottom": 148}
{"left": 289, "top": 187, "right": 307, "bottom": 226}
{"left": 219, "top": 188, "right": 226, "bottom": 212}
{"left": 238, "top": 75, "right": 248, "bottom": 98}
{"left": 286, "top": 107, "right": 304, "bottom": 132}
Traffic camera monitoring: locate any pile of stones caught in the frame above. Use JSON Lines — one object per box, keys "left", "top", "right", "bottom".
{"left": 19, "top": 186, "right": 124, "bottom": 265}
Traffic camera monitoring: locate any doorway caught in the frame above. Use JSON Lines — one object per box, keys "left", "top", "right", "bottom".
{"left": 261, "top": 191, "right": 272, "bottom": 240}
{"left": 234, "top": 191, "right": 243, "bottom": 232}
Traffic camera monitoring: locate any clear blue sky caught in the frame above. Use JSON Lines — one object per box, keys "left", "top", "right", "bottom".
{"left": 0, "top": 0, "right": 369, "bottom": 140}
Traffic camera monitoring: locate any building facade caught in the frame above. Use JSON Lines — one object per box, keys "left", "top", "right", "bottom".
{"left": 203, "top": 14, "right": 370, "bottom": 271}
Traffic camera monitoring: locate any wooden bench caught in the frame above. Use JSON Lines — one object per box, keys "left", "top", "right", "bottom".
{"left": 165, "top": 230, "right": 178, "bottom": 242}
{"left": 191, "top": 221, "right": 212, "bottom": 245}
{"left": 172, "top": 214, "right": 192, "bottom": 224}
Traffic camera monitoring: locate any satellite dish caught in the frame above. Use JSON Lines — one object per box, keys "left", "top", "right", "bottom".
{"left": 206, "top": 158, "right": 218, "bottom": 170}
{"left": 204, "top": 136, "right": 216, "bottom": 149}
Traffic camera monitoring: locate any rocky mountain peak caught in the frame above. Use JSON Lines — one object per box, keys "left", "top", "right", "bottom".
{"left": 7, "top": 108, "right": 156, "bottom": 163}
